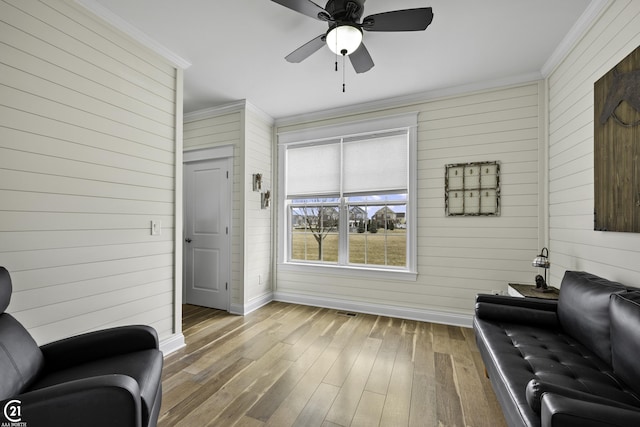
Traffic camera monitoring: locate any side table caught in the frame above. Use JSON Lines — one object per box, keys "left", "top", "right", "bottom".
{"left": 508, "top": 283, "right": 559, "bottom": 300}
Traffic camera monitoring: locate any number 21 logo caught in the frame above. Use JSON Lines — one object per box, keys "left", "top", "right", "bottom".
{"left": 3, "top": 399, "right": 22, "bottom": 422}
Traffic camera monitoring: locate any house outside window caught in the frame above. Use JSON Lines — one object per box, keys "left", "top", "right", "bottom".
{"left": 278, "top": 113, "right": 418, "bottom": 277}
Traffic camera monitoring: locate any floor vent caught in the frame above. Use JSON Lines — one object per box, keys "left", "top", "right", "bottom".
{"left": 336, "top": 311, "right": 358, "bottom": 317}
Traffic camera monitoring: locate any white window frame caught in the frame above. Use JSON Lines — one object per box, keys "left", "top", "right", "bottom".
{"left": 277, "top": 112, "right": 418, "bottom": 281}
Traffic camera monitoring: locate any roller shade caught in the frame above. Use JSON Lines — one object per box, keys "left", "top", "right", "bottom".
{"left": 285, "top": 141, "right": 340, "bottom": 198}
{"left": 343, "top": 133, "right": 408, "bottom": 195}
{"left": 285, "top": 131, "right": 408, "bottom": 198}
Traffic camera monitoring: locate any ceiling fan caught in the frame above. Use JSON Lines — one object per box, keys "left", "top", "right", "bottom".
{"left": 271, "top": 0, "right": 434, "bottom": 74}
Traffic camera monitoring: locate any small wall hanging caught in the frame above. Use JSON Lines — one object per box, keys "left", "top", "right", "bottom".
{"left": 261, "top": 190, "right": 271, "bottom": 209}
{"left": 445, "top": 161, "right": 500, "bottom": 216}
{"left": 252, "top": 173, "right": 262, "bottom": 192}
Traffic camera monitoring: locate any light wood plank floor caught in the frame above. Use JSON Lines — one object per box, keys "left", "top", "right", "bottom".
{"left": 159, "top": 303, "right": 507, "bottom": 427}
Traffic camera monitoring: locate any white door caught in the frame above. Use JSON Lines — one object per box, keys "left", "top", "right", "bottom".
{"left": 184, "top": 158, "right": 230, "bottom": 310}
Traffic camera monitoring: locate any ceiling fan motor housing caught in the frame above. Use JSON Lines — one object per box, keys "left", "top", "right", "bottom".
{"left": 324, "top": 0, "right": 364, "bottom": 22}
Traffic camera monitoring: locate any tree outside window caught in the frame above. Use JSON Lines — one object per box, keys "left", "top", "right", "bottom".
{"left": 290, "top": 200, "right": 339, "bottom": 262}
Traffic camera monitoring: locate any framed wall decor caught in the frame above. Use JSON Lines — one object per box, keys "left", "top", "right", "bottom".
{"left": 594, "top": 45, "right": 640, "bottom": 232}
{"left": 445, "top": 161, "right": 500, "bottom": 216}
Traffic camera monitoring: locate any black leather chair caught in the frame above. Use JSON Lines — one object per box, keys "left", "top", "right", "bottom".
{"left": 0, "top": 267, "right": 163, "bottom": 427}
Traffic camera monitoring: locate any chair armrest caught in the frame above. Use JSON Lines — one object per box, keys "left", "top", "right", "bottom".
{"left": 475, "top": 294, "right": 559, "bottom": 327}
{"left": 40, "top": 325, "right": 159, "bottom": 372}
{"left": 4, "top": 375, "right": 142, "bottom": 427}
{"left": 541, "top": 393, "right": 640, "bottom": 427}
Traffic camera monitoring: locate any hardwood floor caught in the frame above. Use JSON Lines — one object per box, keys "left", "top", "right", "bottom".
{"left": 158, "top": 303, "right": 507, "bottom": 427}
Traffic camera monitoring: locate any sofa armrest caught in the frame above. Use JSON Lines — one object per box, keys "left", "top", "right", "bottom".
{"left": 4, "top": 375, "right": 142, "bottom": 427}
{"left": 526, "top": 379, "right": 640, "bottom": 414}
{"left": 40, "top": 325, "right": 159, "bottom": 372}
{"left": 475, "top": 294, "right": 559, "bottom": 327}
{"left": 476, "top": 294, "right": 558, "bottom": 311}
{"left": 541, "top": 393, "right": 640, "bottom": 427}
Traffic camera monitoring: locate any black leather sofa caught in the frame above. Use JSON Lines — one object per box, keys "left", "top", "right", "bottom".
{"left": 0, "top": 267, "right": 163, "bottom": 427}
{"left": 474, "top": 270, "right": 640, "bottom": 427}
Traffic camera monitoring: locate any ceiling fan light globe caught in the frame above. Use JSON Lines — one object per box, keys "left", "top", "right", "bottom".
{"left": 326, "top": 25, "right": 362, "bottom": 56}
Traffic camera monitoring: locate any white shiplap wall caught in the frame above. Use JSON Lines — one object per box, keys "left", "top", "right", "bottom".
{"left": 183, "top": 103, "right": 274, "bottom": 314}
{"left": 0, "top": 0, "right": 179, "bottom": 344}
{"left": 183, "top": 110, "right": 244, "bottom": 309}
{"left": 244, "top": 108, "right": 273, "bottom": 310}
{"left": 548, "top": 0, "right": 640, "bottom": 287}
{"left": 275, "top": 82, "right": 544, "bottom": 325}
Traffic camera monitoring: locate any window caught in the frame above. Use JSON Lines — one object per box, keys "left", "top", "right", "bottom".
{"left": 278, "top": 113, "right": 417, "bottom": 275}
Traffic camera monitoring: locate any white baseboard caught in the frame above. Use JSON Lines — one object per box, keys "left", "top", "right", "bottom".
{"left": 229, "top": 303, "right": 244, "bottom": 316}
{"left": 273, "top": 291, "right": 473, "bottom": 328}
{"left": 229, "top": 291, "right": 274, "bottom": 316}
{"left": 160, "top": 333, "right": 186, "bottom": 356}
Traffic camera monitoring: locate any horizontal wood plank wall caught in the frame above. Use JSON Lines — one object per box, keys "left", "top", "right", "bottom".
{"left": 547, "top": 0, "right": 640, "bottom": 286}
{"left": 183, "top": 111, "right": 244, "bottom": 308}
{"left": 275, "top": 83, "right": 543, "bottom": 321}
{"left": 0, "top": 0, "right": 178, "bottom": 344}
{"left": 244, "top": 108, "right": 273, "bottom": 309}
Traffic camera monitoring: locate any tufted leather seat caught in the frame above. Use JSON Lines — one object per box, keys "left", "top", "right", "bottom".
{"left": 474, "top": 271, "right": 640, "bottom": 427}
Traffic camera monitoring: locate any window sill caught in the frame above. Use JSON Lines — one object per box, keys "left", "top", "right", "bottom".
{"left": 278, "top": 262, "right": 418, "bottom": 282}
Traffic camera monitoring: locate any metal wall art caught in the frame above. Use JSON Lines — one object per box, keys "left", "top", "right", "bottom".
{"left": 445, "top": 161, "right": 500, "bottom": 216}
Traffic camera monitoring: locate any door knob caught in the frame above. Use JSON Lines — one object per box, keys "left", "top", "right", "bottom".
{"left": 185, "top": 238, "right": 192, "bottom": 243}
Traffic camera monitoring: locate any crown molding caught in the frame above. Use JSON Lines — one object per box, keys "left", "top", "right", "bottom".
{"left": 74, "top": 0, "right": 191, "bottom": 69}
{"left": 183, "top": 100, "right": 247, "bottom": 122}
{"left": 541, "top": 0, "right": 610, "bottom": 77}
{"left": 186, "top": 72, "right": 542, "bottom": 128}
{"left": 274, "top": 71, "right": 543, "bottom": 127}
{"left": 245, "top": 101, "right": 276, "bottom": 125}
{"left": 184, "top": 99, "right": 275, "bottom": 124}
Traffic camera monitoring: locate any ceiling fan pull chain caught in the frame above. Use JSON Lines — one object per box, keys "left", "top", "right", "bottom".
{"left": 342, "top": 52, "right": 346, "bottom": 92}
{"left": 335, "top": 32, "right": 339, "bottom": 72}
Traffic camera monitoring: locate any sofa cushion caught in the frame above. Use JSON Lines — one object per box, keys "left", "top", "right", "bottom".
{"left": 502, "top": 323, "right": 635, "bottom": 402}
{"left": 610, "top": 292, "right": 640, "bottom": 397}
{"left": 557, "top": 271, "right": 627, "bottom": 365}
{"left": 474, "top": 316, "right": 640, "bottom": 427}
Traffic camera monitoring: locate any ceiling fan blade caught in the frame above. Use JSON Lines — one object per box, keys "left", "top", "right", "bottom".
{"left": 362, "top": 7, "right": 434, "bottom": 32}
{"left": 349, "top": 43, "right": 374, "bottom": 73}
{"left": 271, "top": 0, "right": 331, "bottom": 21}
{"left": 285, "top": 34, "right": 326, "bottom": 63}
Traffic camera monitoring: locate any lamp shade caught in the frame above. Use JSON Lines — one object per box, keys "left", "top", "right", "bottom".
{"left": 326, "top": 25, "right": 363, "bottom": 56}
{"left": 532, "top": 247, "right": 550, "bottom": 268}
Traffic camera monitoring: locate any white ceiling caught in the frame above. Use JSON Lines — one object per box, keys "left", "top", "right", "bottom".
{"left": 86, "top": 0, "right": 596, "bottom": 119}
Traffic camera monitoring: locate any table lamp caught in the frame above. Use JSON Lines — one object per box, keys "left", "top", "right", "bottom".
{"left": 532, "top": 247, "right": 551, "bottom": 292}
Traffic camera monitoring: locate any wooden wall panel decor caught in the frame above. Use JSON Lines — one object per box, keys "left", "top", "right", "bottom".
{"left": 445, "top": 161, "right": 500, "bottom": 216}
{"left": 594, "top": 45, "right": 640, "bottom": 232}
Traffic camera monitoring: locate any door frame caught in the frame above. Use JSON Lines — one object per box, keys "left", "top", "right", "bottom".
{"left": 183, "top": 145, "right": 234, "bottom": 310}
